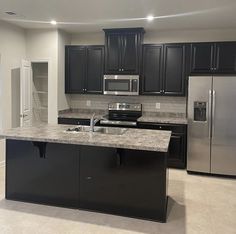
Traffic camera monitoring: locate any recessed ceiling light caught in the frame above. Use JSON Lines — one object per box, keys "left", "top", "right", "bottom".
{"left": 5, "top": 11, "right": 17, "bottom": 16}
{"left": 147, "top": 15, "right": 154, "bottom": 22}
{"left": 50, "top": 20, "right": 57, "bottom": 25}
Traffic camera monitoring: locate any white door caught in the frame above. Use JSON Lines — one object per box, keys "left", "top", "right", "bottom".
{"left": 20, "top": 60, "right": 32, "bottom": 127}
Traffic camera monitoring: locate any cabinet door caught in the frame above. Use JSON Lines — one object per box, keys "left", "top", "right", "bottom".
{"left": 65, "top": 46, "right": 86, "bottom": 93}
{"left": 79, "top": 146, "right": 118, "bottom": 210}
{"left": 168, "top": 134, "right": 186, "bottom": 169}
{"left": 6, "top": 140, "right": 78, "bottom": 208}
{"left": 215, "top": 42, "right": 236, "bottom": 73}
{"left": 163, "top": 44, "right": 186, "bottom": 95}
{"left": 79, "top": 146, "right": 167, "bottom": 221}
{"left": 141, "top": 45, "right": 163, "bottom": 95}
{"left": 190, "top": 43, "right": 214, "bottom": 73}
{"left": 86, "top": 46, "right": 104, "bottom": 94}
{"left": 121, "top": 33, "right": 139, "bottom": 74}
{"left": 58, "top": 117, "right": 90, "bottom": 125}
{"left": 104, "top": 33, "right": 121, "bottom": 73}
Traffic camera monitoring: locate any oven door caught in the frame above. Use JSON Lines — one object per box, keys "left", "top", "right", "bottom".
{"left": 103, "top": 75, "right": 139, "bottom": 95}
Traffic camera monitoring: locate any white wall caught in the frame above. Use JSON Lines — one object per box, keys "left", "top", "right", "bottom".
{"left": 71, "top": 32, "right": 104, "bottom": 45}
{"left": 0, "top": 20, "right": 26, "bottom": 129}
{"left": 144, "top": 28, "right": 236, "bottom": 43}
{"left": 0, "top": 20, "right": 26, "bottom": 165}
{"left": 58, "top": 30, "right": 71, "bottom": 111}
{"left": 26, "top": 29, "right": 58, "bottom": 124}
{"left": 71, "top": 28, "right": 236, "bottom": 45}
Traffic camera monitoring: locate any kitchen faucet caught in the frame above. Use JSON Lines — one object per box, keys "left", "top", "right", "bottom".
{"left": 90, "top": 113, "right": 100, "bottom": 132}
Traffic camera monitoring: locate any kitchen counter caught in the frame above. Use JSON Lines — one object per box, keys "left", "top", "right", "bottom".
{"left": 138, "top": 115, "right": 188, "bottom": 125}
{"left": 58, "top": 110, "right": 187, "bottom": 125}
{"left": 58, "top": 109, "right": 106, "bottom": 119}
{"left": 0, "top": 124, "right": 171, "bottom": 152}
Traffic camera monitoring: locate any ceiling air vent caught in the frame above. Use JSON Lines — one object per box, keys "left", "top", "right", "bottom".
{"left": 5, "top": 11, "right": 17, "bottom": 16}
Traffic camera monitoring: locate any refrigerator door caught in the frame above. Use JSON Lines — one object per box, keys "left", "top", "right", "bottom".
{"left": 187, "top": 76, "right": 212, "bottom": 173}
{"left": 211, "top": 76, "right": 236, "bottom": 175}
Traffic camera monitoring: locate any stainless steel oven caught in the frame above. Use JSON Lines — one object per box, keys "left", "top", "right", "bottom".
{"left": 103, "top": 75, "right": 139, "bottom": 95}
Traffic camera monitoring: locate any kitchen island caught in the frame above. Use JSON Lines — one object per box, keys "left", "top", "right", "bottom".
{"left": 0, "top": 124, "right": 171, "bottom": 222}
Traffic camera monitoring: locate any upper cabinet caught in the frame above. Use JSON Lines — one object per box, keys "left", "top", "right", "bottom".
{"left": 104, "top": 28, "right": 145, "bottom": 74}
{"left": 141, "top": 44, "right": 188, "bottom": 96}
{"left": 141, "top": 45, "right": 163, "bottom": 95}
{"left": 190, "top": 42, "right": 236, "bottom": 74}
{"left": 65, "top": 45, "right": 104, "bottom": 94}
{"left": 163, "top": 44, "right": 186, "bottom": 95}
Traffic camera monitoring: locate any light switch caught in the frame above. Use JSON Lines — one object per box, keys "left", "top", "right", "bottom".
{"left": 155, "top": 103, "right": 161, "bottom": 109}
{"left": 86, "top": 100, "right": 91, "bottom": 106}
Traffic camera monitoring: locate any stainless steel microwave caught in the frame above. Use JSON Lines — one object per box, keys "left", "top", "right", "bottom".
{"left": 103, "top": 75, "right": 139, "bottom": 96}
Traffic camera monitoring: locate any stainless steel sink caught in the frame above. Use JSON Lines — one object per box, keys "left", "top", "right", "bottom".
{"left": 95, "top": 127, "right": 127, "bottom": 135}
{"left": 65, "top": 126, "right": 127, "bottom": 135}
{"left": 66, "top": 126, "right": 91, "bottom": 132}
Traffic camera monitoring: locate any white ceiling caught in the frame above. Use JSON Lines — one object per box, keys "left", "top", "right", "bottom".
{"left": 0, "top": 0, "right": 236, "bottom": 33}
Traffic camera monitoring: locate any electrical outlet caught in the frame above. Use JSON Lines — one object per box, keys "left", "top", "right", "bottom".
{"left": 86, "top": 100, "right": 91, "bottom": 107}
{"left": 155, "top": 103, "right": 161, "bottom": 109}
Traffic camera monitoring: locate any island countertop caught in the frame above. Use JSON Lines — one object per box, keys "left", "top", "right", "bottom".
{"left": 0, "top": 124, "right": 171, "bottom": 152}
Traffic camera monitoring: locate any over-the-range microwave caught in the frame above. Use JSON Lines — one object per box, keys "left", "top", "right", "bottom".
{"left": 103, "top": 75, "right": 139, "bottom": 96}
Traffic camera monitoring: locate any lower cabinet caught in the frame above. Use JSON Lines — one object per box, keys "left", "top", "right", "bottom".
{"left": 6, "top": 140, "right": 79, "bottom": 208}
{"left": 58, "top": 117, "right": 90, "bottom": 125}
{"left": 79, "top": 146, "right": 167, "bottom": 221}
{"left": 138, "top": 122, "right": 187, "bottom": 169}
{"left": 6, "top": 140, "right": 168, "bottom": 222}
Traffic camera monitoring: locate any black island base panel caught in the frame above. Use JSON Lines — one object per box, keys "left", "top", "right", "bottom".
{"left": 6, "top": 139, "right": 168, "bottom": 222}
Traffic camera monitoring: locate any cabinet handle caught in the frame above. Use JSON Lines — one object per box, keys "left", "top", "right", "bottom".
{"left": 116, "top": 149, "right": 122, "bottom": 167}
{"left": 32, "top": 142, "right": 47, "bottom": 159}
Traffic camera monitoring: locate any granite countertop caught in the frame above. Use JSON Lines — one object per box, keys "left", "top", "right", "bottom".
{"left": 0, "top": 124, "right": 171, "bottom": 153}
{"left": 58, "top": 109, "right": 106, "bottom": 119}
{"left": 137, "top": 115, "right": 188, "bottom": 125}
{"left": 58, "top": 109, "right": 188, "bottom": 125}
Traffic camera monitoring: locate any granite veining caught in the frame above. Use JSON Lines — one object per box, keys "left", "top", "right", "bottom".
{"left": 138, "top": 111, "right": 187, "bottom": 124}
{"left": 58, "top": 109, "right": 187, "bottom": 124}
{"left": 0, "top": 124, "right": 171, "bottom": 152}
{"left": 58, "top": 109, "right": 106, "bottom": 119}
{"left": 138, "top": 115, "right": 188, "bottom": 125}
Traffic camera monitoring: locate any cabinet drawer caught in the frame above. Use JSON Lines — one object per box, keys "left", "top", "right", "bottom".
{"left": 58, "top": 118, "right": 90, "bottom": 126}
{"left": 138, "top": 122, "right": 186, "bottom": 134}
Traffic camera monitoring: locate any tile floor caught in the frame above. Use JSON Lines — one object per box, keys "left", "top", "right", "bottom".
{"left": 0, "top": 166, "right": 235, "bottom": 234}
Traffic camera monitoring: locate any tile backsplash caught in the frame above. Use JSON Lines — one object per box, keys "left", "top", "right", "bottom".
{"left": 69, "top": 95, "right": 187, "bottom": 115}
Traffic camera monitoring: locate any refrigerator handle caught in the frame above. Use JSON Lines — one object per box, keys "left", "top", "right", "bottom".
{"left": 212, "top": 90, "right": 216, "bottom": 137}
{"left": 208, "top": 90, "right": 212, "bottom": 138}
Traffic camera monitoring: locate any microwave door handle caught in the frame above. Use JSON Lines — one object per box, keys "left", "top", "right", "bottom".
{"left": 130, "top": 79, "right": 132, "bottom": 92}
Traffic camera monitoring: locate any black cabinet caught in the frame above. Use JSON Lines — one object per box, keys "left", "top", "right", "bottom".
{"left": 215, "top": 42, "right": 236, "bottom": 73}
{"left": 65, "top": 45, "right": 104, "bottom": 94}
{"left": 190, "top": 42, "right": 236, "bottom": 74}
{"left": 104, "top": 28, "right": 144, "bottom": 74}
{"left": 138, "top": 122, "right": 187, "bottom": 169}
{"left": 163, "top": 44, "right": 186, "bottom": 95}
{"left": 190, "top": 43, "right": 214, "bottom": 73}
{"left": 141, "top": 44, "right": 187, "bottom": 96}
{"left": 58, "top": 117, "right": 91, "bottom": 125}
{"left": 141, "top": 45, "right": 163, "bottom": 94}
{"left": 79, "top": 146, "right": 167, "bottom": 222}
{"left": 65, "top": 46, "right": 86, "bottom": 93}
{"left": 6, "top": 140, "right": 168, "bottom": 222}
{"left": 6, "top": 140, "right": 78, "bottom": 208}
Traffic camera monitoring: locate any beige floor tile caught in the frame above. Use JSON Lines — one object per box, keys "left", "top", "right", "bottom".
{"left": 0, "top": 166, "right": 236, "bottom": 234}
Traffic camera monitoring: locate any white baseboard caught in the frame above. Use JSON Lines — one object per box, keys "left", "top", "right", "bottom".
{"left": 0, "top": 161, "right": 5, "bottom": 168}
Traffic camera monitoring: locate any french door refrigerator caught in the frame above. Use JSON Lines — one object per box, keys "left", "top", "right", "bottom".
{"left": 187, "top": 76, "right": 236, "bottom": 176}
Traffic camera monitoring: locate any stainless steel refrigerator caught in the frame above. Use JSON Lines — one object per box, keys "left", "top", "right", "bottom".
{"left": 187, "top": 76, "right": 236, "bottom": 176}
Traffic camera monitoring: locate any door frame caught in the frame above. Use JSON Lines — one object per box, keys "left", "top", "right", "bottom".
{"left": 30, "top": 58, "right": 51, "bottom": 124}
